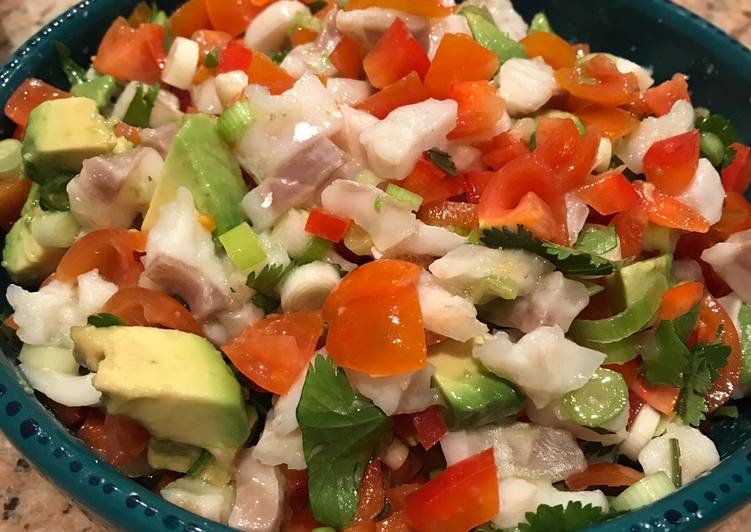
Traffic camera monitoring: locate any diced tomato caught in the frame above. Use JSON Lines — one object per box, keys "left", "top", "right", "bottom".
{"left": 77, "top": 411, "right": 150, "bottom": 467}
{"left": 478, "top": 154, "right": 567, "bottom": 244}
{"left": 219, "top": 41, "right": 253, "bottom": 73}
{"left": 418, "top": 201, "right": 478, "bottom": 231}
{"left": 376, "top": 511, "right": 412, "bottom": 532}
{"left": 447, "top": 81, "right": 505, "bottom": 140}
{"left": 285, "top": 468, "right": 309, "bottom": 510}
{"left": 632, "top": 180, "right": 709, "bottom": 233}
{"left": 712, "top": 191, "right": 751, "bottom": 241}
{"left": 696, "top": 294, "right": 742, "bottom": 412}
{"left": 170, "top": 0, "right": 212, "bottom": 37}
{"left": 565, "top": 463, "right": 644, "bottom": 491}
{"left": 103, "top": 287, "right": 203, "bottom": 335}
{"left": 658, "top": 281, "right": 705, "bottom": 321}
{"left": 357, "top": 72, "right": 429, "bottom": 119}
{"left": 114, "top": 122, "right": 142, "bottom": 145}
{"left": 248, "top": 52, "right": 296, "bottom": 94}
{"left": 56, "top": 229, "right": 148, "bottom": 286}
{"left": 721, "top": 143, "right": 751, "bottom": 193}
{"left": 464, "top": 171, "right": 494, "bottom": 204}
{"left": 46, "top": 401, "right": 86, "bottom": 428}
{"left": 575, "top": 105, "right": 640, "bottom": 140}
{"left": 520, "top": 32, "right": 577, "bottom": 70}
{"left": 344, "top": 523, "right": 377, "bottom": 532}
{"left": 555, "top": 54, "right": 639, "bottom": 106}
{"left": 575, "top": 170, "right": 639, "bottom": 215}
{"left": 363, "top": 19, "right": 430, "bottom": 89}
{"left": 675, "top": 232, "right": 731, "bottom": 298}
{"left": 404, "top": 449, "right": 498, "bottom": 532}
{"left": 424, "top": 34, "right": 500, "bottom": 100}
{"left": 345, "top": 0, "right": 452, "bottom": 18}
{"left": 481, "top": 132, "right": 530, "bottom": 171}
{"left": 410, "top": 407, "right": 448, "bottom": 450}
{"left": 4, "top": 78, "right": 69, "bottom": 128}
{"left": 644, "top": 74, "right": 690, "bottom": 117}
{"left": 291, "top": 27, "right": 318, "bottom": 47}
{"left": 535, "top": 117, "right": 601, "bottom": 191}
{"left": 612, "top": 207, "right": 648, "bottom": 258}
{"left": 127, "top": 2, "right": 153, "bottom": 27}
{"left": 324, "top": 260, "right": 427, "bottom": 376}
{"left": 192, "top": 29, "right": 233, "bottom": 59}
{"left": 12, "top": 126, "right": 24, "bottom": 141}
{"left": 283, "top": 506, "right": 323, "bottom": 532}
{"left": 222, "top": 311, "right": 324, "bottom": 394}
{"left": 608, "top": 360, "right": 679, "bottom": 415}
{"left": 353, "top": 459, "right": 387, "bottom": 523}
{"left": 331, "top": 35, "right": 364, "bottom": 80}
{"left": 0, "top": 179, "right": 31, "bottom": 231}
{"left": 643, "top": 130, "right": 700, "bottom": 195}
{"left": 205, "top": 0, "right": 261, "bottom": 37}
{"left": 387, "top": 484, "right": 423, "bottom": 512}
{"left": 93, "top": 18, "right": 165, "bottom": 83}
{"left": 399, "top": 158, "right": 465, "bottom": 206}
{"left": 305, "top": 208, "right": 352, "bottom": 242}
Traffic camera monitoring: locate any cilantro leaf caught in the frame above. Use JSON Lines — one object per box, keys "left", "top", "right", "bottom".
{"left": 721, "top": 145, "right": 738, "bottom": 170}
{"left": 54, "top": 42, "right": 87, "bottom": 86}
{"left": 297, "top": 356, "right": 392, "bottom": 528}
{"left": 678, "top": 341, "right": 731, "bottom": 426}
{"left": 695, "top": 113, "right": 737, "bottom": 147}
{"left": 481, "top": 226, "right": 619, "bottom": 276}
{"left": 246, "top": 263, "right": 290, "bottom": 297}
{"left": 87, "top": 313, "right": 125, "bottom": 328}
{"left": 122, "top": 83, "right": 160, "bottom": 128}
{"left": 425, "top": 148, "right": 458, "bottom": 176}
{"left": 519, "top": 502, "right": 606, "bottom": 532}
{"left": 642, "top": 304, "right": 699, "bottom": 387}
{"left": 574, "top": 225, "right": 618, "bottom": 257}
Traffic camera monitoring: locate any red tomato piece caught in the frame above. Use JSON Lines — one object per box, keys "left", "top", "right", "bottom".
{"left": 643, "top": 130, "right": 700, "bottom": 195}
{"left": 520, "top": 32, "right": 577, "bottom": 70}
{"left": 658, "top": 281, "right": 705, "bottom": 321}
{"left": 219, "top": 41, "right": 253, "bottom": 72}
{"left": 353, "top": 459, "right": 387, "bottom": 523}
{"left": 357, "top": 72, "right": 429, "bottom": 119}
{"left": 77, "top": 411, "right": 150, "bottom": 467}
{"left": 464, "top": 171, "right": 494, "bottom": 204}
{"left": 205, "top": 0, "right": 261, "bottom": 37}
{"left": 565, "top": 463, "right": 644, "bottom": 491}
{"left": 575, "top": 170, "right": 640, "bottom": 215}
{"left": 170, "top": 0, "right": 213, "bottom": 37}
{"left": 696, "top": 294, "right": 742, "bottom": 412}
{"left": 644, "top": 74, "right": 690, "bottom": 117}
{"left": 481, "top": 132, "right": 530, "bottom": 171}
{"left": 447, "top": 81, "right": 505, "bottom": 140}
{"left": 331, "top": 35, "right": 364, "bottom": 80}
{"left": 376, "top": 511, "right": 412, "bottom": 532}
{"left": 323, "top": 260, "right": 427, "bottom": 376}
{"left": 535, "top": 117, "right": 601, "bottom": 191}
{"left": 305, "top": 208, "right": 352, "bottom": 242}
{"left": 346, "top": 0, "right": 452, "bottom": 18}
{"left": 114, "top": 122, "right": 142, "bottom": 145}
{"left": 418, "top": 201, "right": 478, "bottom": 231}
{"left": 424, "top": 34, "right": 500, "bottom": 100}
{"left": 46, "top": 400, "right": 86, "bottom": 428}
{"left": 712, "top": 191, "right": 751, "bottom": 241}
{"left": 93, "top": 18, "right": 165, "bottom": 83}
{"left": 291, "top": 27, "right": 319, "bottom": 47}
{"left": 404, "top": 449, "right": 498, "bottom": 532}
{"left": 192, "top": 29, "right": 233, "bottom": 59}
{"left": 4, "top": 78, "right": 69, "bottom": 128}
{"left": 399, "top": 158, "right": 465, "bottom": 206}
{"left": 363, "top": 19, "right": 430, "bottom": 89}
{"left": 633, "top": 180, "right": 709, "bottom": 233}
{"left": 555, "top": 54, "right": 639, "bottom": 106}
{"left": 248, "top": 52, "right": 296, "bottom": 94}
{"left": 56, "top": 229, "right": 148, "bottom": 286}
{"left": 104, "top": 287, "right": 203, "bottom": 336}
{"left": 721, "top": 143, "right": 751, "bottom": 193}
{"left": 410, "top": 406, "right": 448, "bottom": 450}
{"left": 575, "top": 105, "right": 640, "bottom": 140}
{"left": 222, "top": 311, "right": 324, "bottom": 394}
{"left": 608, "top": 360, "right": 679, "bottom": 415}
{"left": 0, "top": 179, "right": 32, "bottom": 231}
{"left": 612, "top": 207, "right": 648, "bottom": 258}
{"left": 675, "top": 232, "right": 731, "bottom": 298}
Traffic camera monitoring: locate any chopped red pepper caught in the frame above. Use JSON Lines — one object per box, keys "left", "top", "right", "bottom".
{"left": 363, "top": 19, "right": 430, "bottom": 89}
{"left": 410, "top": 407, "right": 448, "bottom": 450}
{"left": 574, "top": 170, "right": 640, "bottom": 215}
{"left": 644, "top": 73, "right": 690, "bottom": 117}
{"left": 219, "top": 41, "right": 253, "bottom": 72}
{"left": 305, "top": 208, "right": 353, "bottom": 242}
{"left": 357, "top": 72, "right": 429, "bottom": 120}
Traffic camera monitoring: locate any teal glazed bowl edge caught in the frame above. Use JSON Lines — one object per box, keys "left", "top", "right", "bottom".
{"left": 2, "top": 1, "right": 751, "bottom": 531}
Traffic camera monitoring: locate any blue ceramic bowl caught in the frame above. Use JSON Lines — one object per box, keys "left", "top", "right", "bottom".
{"left": 2, "top": 1, "right": 751, "bottom": 531}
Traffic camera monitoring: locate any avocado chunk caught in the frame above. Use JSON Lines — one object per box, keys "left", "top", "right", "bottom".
{"left": 22, "top": 97, "right": 116, "bottom": 182}
{"left": 142, "top": 114, "right": 248, "bottom": 236}
{"left": 431, "top": 340, "right": 525, "bottom": 429}
{"left": 147, "top": 439, "right": 203, "bottom": 474}
{"left": 616, "top": 253, "right": 672, "bottom": 307}
{"left": 71, "top": 75, "right": 117, "bottom": 110}
{"left": 2, "top": 184, "right": 71, "bottom": 285}
{"left": 71, "top": 325, "right": 250, "bottom": 451}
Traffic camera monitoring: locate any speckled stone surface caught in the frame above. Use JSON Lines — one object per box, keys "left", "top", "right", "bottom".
{"left": 0, "top": 0, "right": 750, "bottom": 531}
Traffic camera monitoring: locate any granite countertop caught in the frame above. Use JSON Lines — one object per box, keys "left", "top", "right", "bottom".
{"left": 1, "top": 0, "right": 751, "bottom": 531}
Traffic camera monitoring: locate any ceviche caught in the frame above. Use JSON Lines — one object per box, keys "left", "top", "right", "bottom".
{"left": 1, "top": 0, "right": 750, "bottom": 530}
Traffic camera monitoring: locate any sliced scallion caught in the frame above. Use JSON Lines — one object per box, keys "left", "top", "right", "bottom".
{"left": 218, "top": 99, "right": 253, "bottom": 144}
{"left": 529, "top": 12, "right": 554, "bottom": 34}
{"left": 669, "top": 437, "right": 682, "bottom": 488}
{"left": 612, "top": 472, "right": 676, "bottom": 512}
{"left": 700, "top": 131, "right": 725, "bottom": 167}
{"left": 386, "top": 184, "right": 423, "bottom": 212}
{"left": 204, "top": 47, "right": 221, "bottom": 69}
{"left": 218, "top": 222, "right": 267, "bottom": 271}
{"left": 298, "top": 237, "right": 332, "bottom": 264}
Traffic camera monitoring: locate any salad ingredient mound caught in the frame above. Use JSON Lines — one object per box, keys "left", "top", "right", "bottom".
{"left": 1, "top": 0, "right": 749, "bottom": 530}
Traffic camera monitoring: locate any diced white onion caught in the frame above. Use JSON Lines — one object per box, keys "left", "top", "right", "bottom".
{"left": 162, "top": 37, "right": 200, "bottom": 91}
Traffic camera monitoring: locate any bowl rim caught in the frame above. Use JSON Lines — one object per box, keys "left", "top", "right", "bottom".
{"left": 1, "top": 1, "right": 751, "bottom": 531}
